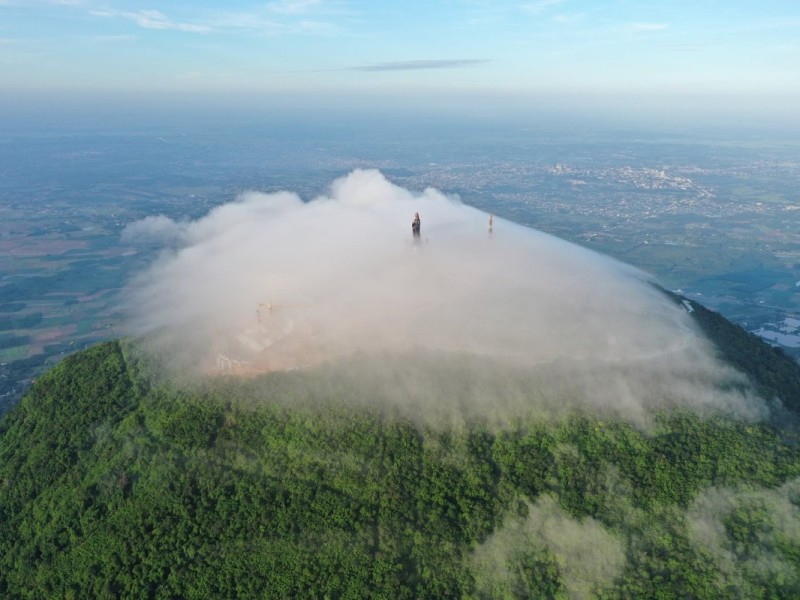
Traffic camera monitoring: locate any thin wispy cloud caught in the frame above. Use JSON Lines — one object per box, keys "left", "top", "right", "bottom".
{"left": 88, "top": 9, "right": 212, "bottom": 34}
{"left": 553, "top": 13, "right": 585, "bottom": 24}
{"left": 622, "top": 22, "right": 670, "bottom": 33}
{"left": 521, "top": 0, "right": 566, "bottom": 16}
{"left": 4, "top": 0, "right": 798, "bottom": 99}
{"left": 654, "top": 43, "right": 708, "bottom": 52}
{"left": 209, "top": 11, "right": 338, "bottom": 36}
{"left": 352, "top": 59, "right": 490, "bottom": 72}
{"left": 731, "top": 16, "right": 800, "bottom": 34}
{"left": 267, "top": 0, "right": 323, "bottom": 15}
{"left": 203, "top": 10, "right": 294, "bottom": 35}
{"left": 84, "top": 5, "right": 340, "bottom": 38}
{"left": 294, "top": 20, "right": 337, "bottom": 34}
{"left": 9, "top": 0, "right": 91, "bottom": 5}
{"left": 89, "top": 34, "right": 137, "bottom": 43}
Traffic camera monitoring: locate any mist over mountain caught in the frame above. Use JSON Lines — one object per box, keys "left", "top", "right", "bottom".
{"left": 120, "top": 170, "right": 767, "bottom": 427}
{"left": 3, "top": 0, "right": 800, "bottom": 593}
{"left": 2, "top": 172, "right": 800, "bottom": 598}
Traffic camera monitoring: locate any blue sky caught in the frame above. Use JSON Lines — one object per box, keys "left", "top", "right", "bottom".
{"left": 1, "top": 1, "right": 799, "bottom": 115}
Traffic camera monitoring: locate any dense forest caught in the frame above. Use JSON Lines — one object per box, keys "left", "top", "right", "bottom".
{"left": 2, "top": 296, "right": 800, "bottom": 598}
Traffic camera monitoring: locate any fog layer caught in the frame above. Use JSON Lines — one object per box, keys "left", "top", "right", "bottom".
{"left": 472, "top": 495, "right": 626, "bottom": 598}
{"left": 122, "top": 169, "right": 765, "bottom": 424}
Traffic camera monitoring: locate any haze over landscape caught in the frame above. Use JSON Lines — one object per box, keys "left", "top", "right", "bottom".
{"left": 121, "top": 169, "right": 766, "bottom": 425}
{"left": 2, "top": 1, "right": 800, "bottom": 598}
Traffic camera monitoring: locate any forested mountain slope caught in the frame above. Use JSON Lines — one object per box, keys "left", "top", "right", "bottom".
{"left": 2, "top": 298, "right": 800, "bottom": 598}
{"left": 674, "top": 293, "right": 800, "bottom": 414}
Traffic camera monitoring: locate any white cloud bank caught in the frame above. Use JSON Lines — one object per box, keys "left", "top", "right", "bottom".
{"left": 121, "top": 169, "right": 766, "bottom": 425}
